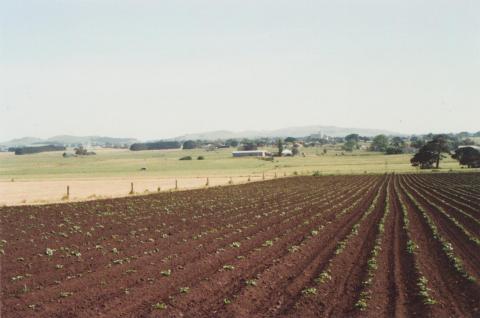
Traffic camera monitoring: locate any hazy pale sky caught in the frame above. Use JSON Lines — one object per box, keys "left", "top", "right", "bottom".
{"left": 1, "top": 0, "right": 479, "bottom": 141}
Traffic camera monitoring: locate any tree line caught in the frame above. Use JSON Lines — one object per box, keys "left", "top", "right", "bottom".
{"left": 410, "top": 134, "right": 480, "bottom": 169}
{"left": 9, "top": 145, "right": 66, "bottom": 155}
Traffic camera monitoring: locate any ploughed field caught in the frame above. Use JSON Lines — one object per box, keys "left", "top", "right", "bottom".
{"left": 1, "top": 173, "right": 479, "bottom": 317}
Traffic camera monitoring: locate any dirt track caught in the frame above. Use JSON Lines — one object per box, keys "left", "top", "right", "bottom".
{"left": 1, "top": 173, "right": 479, "bottom": 317}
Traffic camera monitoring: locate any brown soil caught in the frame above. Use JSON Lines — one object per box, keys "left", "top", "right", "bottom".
{"left": 1, "top": 173, "right": 479, "bottom": 317}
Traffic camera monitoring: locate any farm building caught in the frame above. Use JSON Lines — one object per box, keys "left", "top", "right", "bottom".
{"left": 232, "top": 150, "right": 268, "bottom": 157}
{"left": 282, "top": 149, "right": 293, "bottom": 156}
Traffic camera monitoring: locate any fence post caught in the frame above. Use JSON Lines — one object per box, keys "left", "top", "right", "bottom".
{"left": 66, "top": 185, "right": 70, "bottom": 199}
{"left": 157, "top": 186, "right": 161, "bottom": 192}
{"left": 129, "top": 182, "right": 134, "bottom": 194}
{"left": 206, "top": 177, "right": 209, "bottom": 187}
{"left": 175, "top": 179, "right": 178, "bottom": 190}
{"left": 248, "top": 175, "right": 251, "bottom": 182}
{"left": 262, "top": 172, "right": 265, "bottom": 180}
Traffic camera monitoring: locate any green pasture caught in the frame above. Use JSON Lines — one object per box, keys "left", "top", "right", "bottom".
{"left": 0, "top": 146, "right": 473, "bottom": 181}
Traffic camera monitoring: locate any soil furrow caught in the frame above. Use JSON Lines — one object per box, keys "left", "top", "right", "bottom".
{"left": 398, "top": 176, "right": 480, "bottom": 317}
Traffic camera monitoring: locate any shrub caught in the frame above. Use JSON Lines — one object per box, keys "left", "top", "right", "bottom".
{"left": 130, "top": 141, "right": 181, "bottom": 151}
{"left": 197, "top": 156, "right": 205, "bottom": 160}
{"left": 179, "top": 156, "right": 192, "bottom": 160}
{"left": 182, "top": 140, "right": 197, "bottom": 149}
{"left": 13, "top": 145, "right": 66, "bottom": 155}
{"left": 386, "top": 147, "right": 403, "bottom": 155}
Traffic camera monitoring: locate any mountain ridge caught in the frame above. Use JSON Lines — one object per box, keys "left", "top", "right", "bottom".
{"left": 0, "top": 125, "right": 406, "bottom": 147}
{"left": 169, "top": 125, "right": 405, "bottom": 141}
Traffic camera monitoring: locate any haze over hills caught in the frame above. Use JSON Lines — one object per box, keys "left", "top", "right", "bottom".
{"left": 1, "top": 125, "right": 405, "bottom": 147}
{"left": 0, "top": 136, "right": 139, "bottom": 148}
{"left": 170, "top": 125, "right": 405, "bottom": 141}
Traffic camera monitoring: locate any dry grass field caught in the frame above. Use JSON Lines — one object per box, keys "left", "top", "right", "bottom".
{"left": 0, "top": 147, "right": 476, "bottom": 206}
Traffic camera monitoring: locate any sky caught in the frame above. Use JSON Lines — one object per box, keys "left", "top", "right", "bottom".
{"left": 1, "top": 0, "right": 479, "bottom": 141}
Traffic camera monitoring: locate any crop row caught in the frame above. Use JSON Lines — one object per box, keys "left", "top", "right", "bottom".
{"left": 3, "top": 177, "right": 380, "bottom": 316}
{"left": 143, "top": 176, "right": 386, "bottom": 316}
{"left": 395, "top": 179, "right": 436, "bottom": 305}
{"left": 409, "top": 174, "right": 480, "bottom": 212}
{"left": 5, "top": 177, "right": 369, "bottom": 295}
{"left": 406, "top": 175, "right": 480, "bottom": 227}
{"left": 398, "top": 179, "right": 477, "bottom": 282}
{"left": 402, "top": 178, "right": 480, "bottom": 247}
{"left": 355, "top": 177, "right": 392, "bottom": 310}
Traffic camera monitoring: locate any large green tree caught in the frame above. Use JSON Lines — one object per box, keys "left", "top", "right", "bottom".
{"left": 344, "top": 134, "right": 360, "bottom": 151}
{"left": 342, "top": 140, "right": 356, "bottom": 152}
{"left": 371, "top": 134, "right": 389, "bottom": 152}
{"left": 411, "top": 135, "right": 450, "bottom": 169}
{"left": 410, "top": 148, "right": 437, "bottom": 169}
{"left": 452, "top": 147, "right": 480, "bottom": 168}
{"left": 390, "top": 137, "right": 405, "bottom": 148}
{"left": 225, "top": 139, "right": 239, "bottom": 147}
{"left": 277, "top": 139, "right": 284, "bottom": 156}
{"left": 182, "top": 140, "right": 197, "bottom": 149}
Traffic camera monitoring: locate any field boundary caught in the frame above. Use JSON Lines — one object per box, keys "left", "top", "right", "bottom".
{"left": 1, "top": 169, "right": 479, "bottom": 207}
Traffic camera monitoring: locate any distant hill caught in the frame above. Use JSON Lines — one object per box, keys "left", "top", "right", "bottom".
{"left": 1, "top": 126, "right": 405, "bottom": 148}
{"left": 46, "top": 135, "right": 138, "bottom": 146}
{"left": 0, "top": 135, "right": 138, "bottom": 148}
{"left": 0, "top": 137, "right": 45, "bottom": 147}
{"left": 171, "top": 125, "right": 405, "bottom": 141}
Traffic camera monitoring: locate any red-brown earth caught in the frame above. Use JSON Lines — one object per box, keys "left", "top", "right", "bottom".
{"left": 1, "top": 173, "right": 479, "bottom": 317}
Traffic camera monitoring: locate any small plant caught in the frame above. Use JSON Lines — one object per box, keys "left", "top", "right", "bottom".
{"left": 230, "top": 242, "right": 241, "bottom": 248}
{"left": 334, "top": 241, "right": 347, "bottom": 255}
{"left": 262, "top": 240, "right": 273, "bottom": 247}
{"left": 315, "top": 270, "right": 332, "bottom": 284}
{"left": 161, "top": 269, "right": 172, "bottom": 277}
{"left": 312, "top": 171, "right": 321, "bottom": 177}
{"left": 179, "top": 287, "right": 190, "bottom": 294}
{"left": 246, "top": 279, "right": 257, "bottom": 286}
{"left": 197, "top": 156, "right": 205, "bottom": 160}
{"left": 355, "top": 298, "right": 368, "bottom": 310}
{"left": 11, "top": 275, "right": 24, "bottom": 281}
{"left": 179, "top": 156, "right": 192, "bottom": 160}
{"left": 45, "top": 248, "right": 55, "bottom": 256}
{"left": 59, "top": 291, "right": 73, "bottom": 298}
{"left": 406, "top": 240, "right": 417, "bottom": 254}
{"left": 152, "top": 302, "right": 167, "bottom": 310}
{"left": 288, "top": 245, "right": 300, "bottom": 253}
{"left": 367, "top": 258, "right": 378, "bottom": 271}
{"left": 417, "top": 276, "right": 437, "bottom": 305}
{"left": 223, "top": 265, "right": 235, "bottom": 271}
{"left": 71, "top": 250, "right": 82, "bottom": 257}
{"left": 223, "top": 298, "right": 231, "bottom": 304}
{"left": 301, "top": 287, "right": 317, "bottom": 296}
